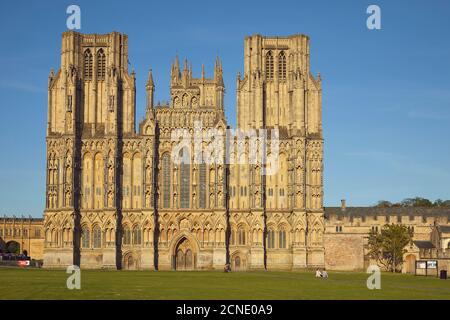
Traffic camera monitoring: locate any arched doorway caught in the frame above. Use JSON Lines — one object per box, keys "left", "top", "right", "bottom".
{"left": 405, "top": 254, "right": 416, "bottom": 274}
{"left": 235, "top": 256, "right": 241, "bottom": 269}
{"left": 174, "top": 237, "right": 194, "bottom": 270}
{"left": 5, "top": 241, "right": 20, "bottom": 254}
{"left": 123, "top": 253, "right": 139, "bottom": 270}
{"left": 232, "top": 253, "right": 247, "bottom": 271}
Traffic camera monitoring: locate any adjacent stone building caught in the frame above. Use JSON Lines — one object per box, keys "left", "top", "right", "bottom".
{"left": 324, "top": 204, "right": 450, "bottom": 272}
{"left": 0, "top": 216, "right": 44, "bottom": 259}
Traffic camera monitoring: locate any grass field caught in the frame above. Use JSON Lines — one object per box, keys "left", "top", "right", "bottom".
{"left": 0, "top": 268, "right": 449, "bottom": 300}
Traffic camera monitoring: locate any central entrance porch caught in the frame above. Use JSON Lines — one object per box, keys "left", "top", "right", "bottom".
{"left": 173, "top": 237, "right": 195, "bottom": 270}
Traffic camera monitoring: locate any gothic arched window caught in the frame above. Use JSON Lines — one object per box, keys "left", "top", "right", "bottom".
{"left": 180, "top": 148, "right": 190, "bottom": 208}
{"left": 83, "top": 49, "right": 93, "bottom": 80}
{"left": 278, "top": 229, "right": 286, "bottom": 248}
{"left": 278, "top": 51, "right": 286, "bottom": 80}
{"left": 265, "top": 51, "right": 274, "bottom": 80}
{"left": 199, "top": 162, "right": 206, "bottom": 208}
{"left": 133, "top": 227, "right": 141, "bottom": 245}
{"left": 81, "top": 227, "right": 90, "bottom": 248}
{"left": 238, "top": 227, "right": 246, "bottom": 245}
{"left": 162, "top": 153, "right": 171, "bottom": 208}
{"left": 93, "top": 226, "right": 101, "bottom": 248}
{"left": 268, "top": 229, "right": 275, "bottom": 249}
{"left": 97, "top": 49, "right": 106, "bottom": 80}
{"left": 123, "top": 226, "right": 131, "bottom": 245}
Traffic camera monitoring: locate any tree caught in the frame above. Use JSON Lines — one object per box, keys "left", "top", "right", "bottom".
{"left": 373, "top": 197, "right": 450, "bottom": 208}
{"left": 375, "top": 200, "right": 392, "bottom": 208}
{"left": 367, "top": 224, "right": 413, "bottom": 272}
{"left": 401, "top": 197, "right": 433, "bottom": 207}
{"left": 6, "top": 241, "right": 20, "bottom": 254}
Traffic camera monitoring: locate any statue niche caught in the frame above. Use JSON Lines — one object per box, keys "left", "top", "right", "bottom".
{"left": 107, "top": 158, "right": 114, "bottom": 184}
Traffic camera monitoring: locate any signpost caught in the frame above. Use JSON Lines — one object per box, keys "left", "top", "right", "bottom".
{"left": 415, "top": 260, "right": 438, "bottom": 277}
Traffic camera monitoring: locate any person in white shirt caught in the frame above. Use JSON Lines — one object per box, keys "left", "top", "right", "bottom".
{"left": 322, "top": 269, "right": 328, "bottom": 279}
{"left": 315, "top": 268, "right": 322, "bottom": 278}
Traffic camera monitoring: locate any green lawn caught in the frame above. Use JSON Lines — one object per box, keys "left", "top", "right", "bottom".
{"left": 0, "top": 268, "right": 449, "bottom": 300}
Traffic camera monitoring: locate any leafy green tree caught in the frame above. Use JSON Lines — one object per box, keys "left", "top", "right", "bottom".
{"left": 375, "top": 200, "right": 393, "bottom": 208}
{"left": 367, "top": 224, "right": 413, "bottom": 272}
{"left": 401, "top": 197, "right": 433, "bottom": 207}
{"left": 373, "top": 197, "right": 450, "bottom": 208}
{"left": 6, "top": 241, "right": 20, "bottom": 254}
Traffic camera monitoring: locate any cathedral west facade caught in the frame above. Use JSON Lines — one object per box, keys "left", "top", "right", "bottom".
{"left": 43, "top": 31, "right": 324, "bottom": 270}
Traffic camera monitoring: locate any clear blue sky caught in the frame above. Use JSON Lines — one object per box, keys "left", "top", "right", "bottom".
{"left": 0, "top": 0, "right": 449, "bottom": 217}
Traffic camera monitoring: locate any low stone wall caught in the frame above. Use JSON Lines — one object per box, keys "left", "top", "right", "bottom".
{"left": 324, "top": 233, "right": 365, "bottom": 271}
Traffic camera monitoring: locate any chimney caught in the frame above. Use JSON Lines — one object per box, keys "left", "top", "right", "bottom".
{"left": 341, "top": 199, "right": 346, "bottom": 211}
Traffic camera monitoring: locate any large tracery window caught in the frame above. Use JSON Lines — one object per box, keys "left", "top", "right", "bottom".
{"left": 162, "top": 153, "right": 171, "bottom": 208}
{"left": 179, "top": 148, "right": 190, "bottom": 208}
{"left": 133, "top": 227, "right": 142, "bottom": 245}
{"left": 81, "top": 227, "right": 90, "bottom": 248}
{"left": 230, "top": 228, "right": 235, "bottom": 245}
{"left": 93, "top": 226, "right": 101, "bottom": 248}
{"left": 97, "top": 49, "right": 106, "bottom": 80}
{"left": 265, "top": 51, "right": 274, "bottom": 80}
{"left": 278, "top": 51, "right": 286, "bottom": 80}
{"left": 123, "top": 226, "right": 131, "bottom": 245}
{"left": 238, "top": 227, "right": 246, "bottom": 245}
{"left": 83, "top": 49, "right": 93, "bottom": 80}
{"left": 199, "top": 162, "right": 206, "bottom": 208}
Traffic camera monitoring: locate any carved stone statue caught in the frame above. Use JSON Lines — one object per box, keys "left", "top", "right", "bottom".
{"left": 173, "top": 192, "right": 178, "bottom": 207}
{"left": 296, "top": 166, "right": 302, "bottom": 184}
{"left": 218, "top": 166, "right": 223, "bottom": 183}
{"left": 66, "top": 167, "right": 72, "bottom": 184}
{"left": 146, "top": 167, "right": 152, "bottom": 183}
{"left": 145, "top": 191, "right": 151, "bottom": 207}
{"left": 218, "top": 191, "right": 223, "bottom": 207}
{"left": 182, "top": 94, "right": 189, "bottom": 107}
{"left": 255, "top": 166, "right": 261, "bottom": 185}
{"left": 108, "top": 191, "right": 114, "bottom": 207}
{"left": 65, "top": 192, "right": 71, "bottom": 207}
{"left": 192, "top": 96, "right": 198, "bottom": 107}
{"left": 180, "top": 218, "right": 190, "bottom": 230}
{"left": 209, "top": 193, "right": 214, "bottom": 208}
{"left": 108, "top": 159, "right": 114, "bottom": 183}
{"left": 174, "top": 96, "right": 180, "bottom": 108}
{"left": 210, "top": 169, "right": 215, "bottom": 184}
{"left": 255, "top": 191, "right": 261, "bottom": 207}
{"left": 296, "top": 191, "right": 303, "bottom": 207}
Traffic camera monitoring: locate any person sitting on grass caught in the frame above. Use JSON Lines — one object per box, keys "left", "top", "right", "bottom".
{"left": 322, "top": 269, "right": 328, "bottom": 279}
{"left": 315, "top": 268, "right": 322, "bottom": 278}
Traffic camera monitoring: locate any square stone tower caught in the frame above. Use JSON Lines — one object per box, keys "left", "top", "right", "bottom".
{"left": 43, "top": 31, "right": 154, "bottom": 269}
{"left": 230, "top": 34, "right": 324, "bottom": 270}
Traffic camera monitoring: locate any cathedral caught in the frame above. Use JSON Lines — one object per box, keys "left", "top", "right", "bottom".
{"left": 43, "top": 31, "right": 324, "bottom": 270}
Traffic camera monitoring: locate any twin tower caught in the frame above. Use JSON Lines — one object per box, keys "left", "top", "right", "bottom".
{"left": 43, "top": 31, "right": 324, "bottom": 270}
